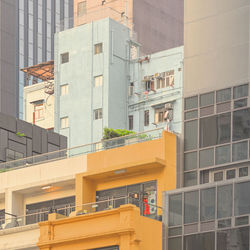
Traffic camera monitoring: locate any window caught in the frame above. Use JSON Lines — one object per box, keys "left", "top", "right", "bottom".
{"left": 34, "top": 103, "right": 44, "bottom": 120}
{"left": 128, "top": 82, "right": 134, "bottom": 96}
{"left": 94, "top": 75, "right": 103, "bottom": 87}
{"left": 94, "top": 43, "right": 103, "bottom": 54}
{"left": 60, "top": 84, "right": 69, "bottom": 96}
{"left": 233, "top": 83, "right": 248, "bottom": 99}
{"left": 129, "top": 115, "right": 133, "bottom": 130}
{"left": 232, "top": 141, "right": 248, "bottom": 162}
{"left": 233, "top": 108, "right": 250, "bottom": 141}
{"left": 217, "top": 185, "right": 232, "bottom": 218}
{"left": 216, "top": 88, "right": 231, "bottom": 103}
{"left": 145, "top": 79, "right": 154, "bottom": 91}
{"left": 155, "top": 70, "right": 174, "bottom": 89}
{"left": 60, "top": 117, "right": 69, "bottom": 129}
{"left": 184, "top": 191, "right": 198, "bottom": 223}
{"left": 61, "top": 52, "right": 69, "bottom": 64}
{"left": 144, "top": 110, "right": 149, "bottom": 126}
{"left": 239, "top": 167, "right": 248, "bottom": 177}
{"left": 184, "top": 171, "right": 197, "bottom": 187}
{"left": 200, "top": 188, "right": 215, "bottom": 221}
{"left": 234, "top": 181, "right": 250, "bottom": 216}
{"left": 215, "top": 144, "right": 230, "bottom": 165}
{"left": 184, "top": 120, "right": 198, "bottom": 151}
{"left": 94, "top": 109, "right": 102, "bottom": 120}
{"left": 234, "top": 98, "right": 247, "bottom": 109}
{"left": 226, "top": 169, "right": 236, "bottom": 180}
{"left": 154, "top": 108, "right": 165, "bottom": 124}
{"left": 184, "top": 151, "right": 197, "bottom": 171}
{"left": 169, "top": 194, "right": 182, "bottom": 226}
{"left": 184, "top": 232, "right": 215, "bottom": 250}
{"left": 184, "top": 96, "right": 198, "bottom": 110}
{"left": 77, "top": 1, "right": 86, "bottom": 16}
{"left": 168, "top": 237, "right": 182, "bottom": 250}
{"left": 199, "top": 148, "right": 214, "bottom": 168}
{"left": 214, "top": 171, "right": 223, "bottom": 182}
{"left": 200, "top": 92, "right": 214, "bottom": 107}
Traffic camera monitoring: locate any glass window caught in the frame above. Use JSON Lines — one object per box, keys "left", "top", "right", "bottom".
{"left": 184, "top": 171, "right": 197, "bottom": 187}
{"left": 217, "top": 227, "right": 249, "bottom": 250}
{"left": 94, "top": 109, "right": 103, "bottom": 120}
{"left": 218, "top": 218, "right": 231, "bottom": 228}
{"left": 184, "top": 232, "right": 215, "bottom": 250}
{"left": 168, "top": 237, "right": 182, "bottom": 250}
{"left": 232, "top": 141, "right": 248, "bottom": 162}
{"left": 200, "top": 148, "right": 214, "bottom": 168}
{"left": 60, "top": 84, "right": 69, "bottom": 96}
{"left": 217, "top": 102, "right": 231, "bottom": 113}
{"left": 184, "top": 110, "right": 198, "bottom": 120}
{"left": 154, "top": 107, "right": 165, "bottom": 124}
{"left": 200, "top": 106, "right": 214, "bottom": 117}
{"left": 95, "top": 43, "right": 103, "bottom": 54}
{"left": 129, "top": 115, "right": 133, "bottom": 130}
{"left": 200, "top": 113, "right": 231, "bottom": 148}
{"left": 233, "top": 84, "right": 249, "bottom": 99}
{"left": 234, "top": 181, "right": 250, "bottom": 216}
{"left": 61, "top": 52, "right": 69, "bottom": 64}
{"left": 184, "top": 120, "right": 198, "bottom": 151}
{"left": 168, "top": 227, "right": 182, "bottom": 236}
{"left": 239, "top": 167, "right": 248, "bottom": 177}
{"left": 200, "top": 188, "right": 215, "bottom": 221}
{"left": 200, "top": 170, "right": 209, "bottom": 184}
{"left": 184, "top": 152, "right": 197, "bottom": 171}
{"left": 77, "top": 1, "right": 86, "bottom": 16}
{"left": 214, "top": 171, "right": 223, "bottom": 182}
{"left": 200, "top": 92, "right": 214, "bottom": 107}
{"left": 233, "top": 108, "right": 250, "bottom": 141}
{"left": 184, "top": 191, "right": 198, "bottom": 224}
{"left": 215, "top": 145, "right": 231, "bottom": 165}
{"left": 217, "top": 185, "right": 232, "bottom": 218}
{"left": 216, "top": 88, "right": 231, "bottom": 103}
{"left": 169, "top": 194, "right": 182, "bottom": 226}
{"left": 144, "top": 110, "right": 149, "bottom": 126}
{"left": 234, "top": 98, "right": 247, "bottom": 109}
{"left": 94, "top": 75, "right": 103, "bottom": 87}
{"left": 226, "top": 169, "right": 235, "bottom": 179}
{"left": 184, "top": 96, "right": 198, "bottom": 110}
{"left": 60, "top": 117, "right": 69, "bottom": 129}
{"left": 235, "top": 216, "right": 249, "bottom": 226}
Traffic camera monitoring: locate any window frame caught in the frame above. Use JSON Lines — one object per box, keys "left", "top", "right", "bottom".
{"left": 94, "top": 43, "right": 103, "bottom": 55}
{"left": 60, "top": 52, "right": 69, "bottom": 64}
{"left": 94, "top": 109, "right": 103, "bottom": 120}
{"left": 60, "top": 116, "right": 69, "bottom": 129}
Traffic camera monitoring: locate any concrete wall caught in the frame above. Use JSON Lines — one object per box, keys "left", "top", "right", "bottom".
{"left": 0, "top": 0, "right": 17, "bottom": 117}
{"left": 23, "top": 82, "right": 54, "bottom": 130}
{"left": 54, "top": 18, "right": 129, "bottom": 148}
{"left": 184, "top": 0, "right": 250, "bottom": 97}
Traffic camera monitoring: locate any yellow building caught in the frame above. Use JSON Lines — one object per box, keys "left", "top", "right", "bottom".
{"left": 37, "top": 131, "right": 176, "bottom": 250}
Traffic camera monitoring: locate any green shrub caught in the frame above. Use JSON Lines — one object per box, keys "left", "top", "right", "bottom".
{"left": 103, "top": 128, "right": 135, "bottom": 140}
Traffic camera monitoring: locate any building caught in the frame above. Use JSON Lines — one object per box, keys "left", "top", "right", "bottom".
{"left": 54, "top": 17, "right": 183, "bottom": 148}
{"left": 74, "top": 0, "right": 184, "bottom": 55}
{"left": 0, "top": 128, "right": 176, "bottom": 249}
{"left": 37, "top": 130, "right": 176, "bottom": 249}
{"left": 23, "top": 61, "right": 55, "bottom": 130}
{"left": 18, "top": 0, "right": 74, "bottom": 119}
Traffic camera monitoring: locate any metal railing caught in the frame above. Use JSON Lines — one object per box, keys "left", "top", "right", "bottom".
{"left": 0, "top": 127, "right": 164, "bottom": 173}
{"left": 0, "top": 196, "right": 162, "bottom": 231}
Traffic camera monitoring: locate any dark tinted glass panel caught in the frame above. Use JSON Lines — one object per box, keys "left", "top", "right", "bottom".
{"left": 169, "top": 194, "right": 182, "bottom": 226}
{"left": 235, "top": 181, "right": 250, "bottom": 216}
{"left": 200, "top": 92, "right": 214, "bottom": 107}
{"left": 168, "top": 237, "right": 182, "bottom": 250}
{"left": 200, "top": 170, "right": 209, "bottom": 184}
{"left": 200, "top": 113, "right": 231, "bottom": 148}
{"left": 184, "top": 152, "right": 197, "bottom": 171}
{"left": 184, "top": 232, "right": 215, "bottom": 250}
{"left": 199, "top": 148, "right": 214, "bottom": 168}
{"left": 217, "top": 227, "right": 249, "bottom": 250}
{"left": 184, "top": 171, "right": 197, "bottom": 187}
{"left": 215, "top": 145, "right": 230, "bottom": 165}
{"left": 232, "top": 141, "right": 248, "bottom": 162}
{"left": 233, "top": 108, "right": 250, "bottom": 141}
{"left": 200, "top": 188, "right": 215, "bottom": 221}
{"left": 234, "top": 98, "right": 247, "bottom": 109}
{"left": 235, "top": 216, "right": 249, "bottom": 226}
{"left": 214, "top": 171, "right": 223, "bottom": 182}
{"left": 184, "top": 191, "right": 198, "bottom": 224}
{"left": 217, "top": 102, "right": 231, "bottom": 113}
{"left": 168, "top": 227, "right": 182, "bottom": 236}
{"left": 200, "top": 106, "right": 214, "bottom": 117}
{"left": 185, "top": 96, "right": 198, "bottom": 110}
{"left": 218, "top": 219, "right": 231, "bottom": 228}
{"left": 184, "top": 120, "right": 198, "bottom": 151}
{"left": 216, "top": 88, "right": 231, "bottom": 103}
{"left": 217, "top": 185, "right": 232, "bottom": 218}
{"left": 226, "top": 169, "right": 235, "bottom": 179}
{"left": 239, "top": 167, "right": 248, "bottom": 177}
{"left": 233, "top": 84, "right": 248, "bottom": 99}
{"left": 185, "top": 110, "right": 198, "bottom": 120}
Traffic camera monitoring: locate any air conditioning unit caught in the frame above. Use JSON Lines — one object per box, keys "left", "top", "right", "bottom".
{"left": 148, "top": 191, "right": 157, "bottom": 214}
{"left": 165, "top": 103, "right": 173, "bottom": 110}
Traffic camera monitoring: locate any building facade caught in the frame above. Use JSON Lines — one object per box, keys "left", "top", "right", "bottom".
{"left": 54, "top": 18, "right": 184, "bottom": 148}
{"left": 18, "top": 0, "right": 74, "bottom": 119}
{"left": 74, "top": 0, "right": 184, "bottom": 55}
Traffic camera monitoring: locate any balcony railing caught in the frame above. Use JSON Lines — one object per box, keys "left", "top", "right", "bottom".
{"left": 0, "top": 127, "right": 164, "bottom": 173}
{"left": 0, "top": 196, "right": 162, "bottom": 231}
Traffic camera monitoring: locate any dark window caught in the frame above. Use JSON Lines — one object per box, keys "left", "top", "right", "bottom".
{"left": 184, "top": 120, "right": 198, "bottom": 151}
{"left": 233, "top": 108, "right": 250, "bottom": 141}
{"left": 94, "top": 43, "right": 103, "bottom": 54}
{"left": 200, "top": 113, "right": 231, "bottom": 148}
{"left": 200, "top": 170, "right": 209, "bottom": 184}
{"left": 232, "top": 141, "right": 248, "bottom": 162}
{"left": 239, "top": 167, "right": 248, "bottom": 177}
{"left": 169, "top": 194, "right": 182, "bottom": 226}
{"left": 234, "top": 98, "right": 247, "bottom": 109}
{"left": 217, "top": 227, "right": 249, "bottom": 250}
{"left": 184, "top": 232, "right": 215, "bottom": 250}
{"left": 184, "top": 171, "right": 197, "bottom": 187}
{"left": 215, "top": 145, "right": 231, "bottom": 165}
{"left": 168, "top": 237, "right": 182, "bottom": 250}
{"left": 129, "top": 115, "right": 133, "bottom": 130}
{"left": 233, "top": 83, "right": 249, "bottom": 99}
{"left": 144, "top": 110, "right": 149, "bottom": 126}
{"left": 235, "top": 216, "right": 249, "bottom": 226}
{"left": 61, "top": 52, "right": 69, "bottom": 64}
{"left": 200, "top": 188, "right": 215, "bottom": 221}
{"left": 218, "top": 218, "right": 231, "bottom": 228}
{"left": 226, "top": 169, "right": 235, "bottom": 179}
{"left": 184, "top": 110, "right": 198, "bottom": 120}
{"left": 199, "top": 148, "right": 214, "bottom": 168}
{"left": 200, "top": 92, "right": 214, "bottom": 107}
{"left": 217, "top": 185, "right": 232, "bottom": 218}
{"left": 214, "top": 171, "right": 223, "bottom": 182}
{"left": 184, "top": 151, "right": 197, "bottom": 171}
{"left": 184, "top": 96, "right": 198, "bottom": 110}
{"left": 94, "top": 109, "right": 102, "bottom": 120}
{"left": 234, "top": 181, "right": 250, "bottom": 216}
{"left": 184, "top": 191, "right": 198, "bottom": 224}
{"left": 216, "top": 88, "right": 231, "bottom": 103}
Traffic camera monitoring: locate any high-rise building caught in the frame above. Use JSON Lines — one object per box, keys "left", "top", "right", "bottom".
{"left": 74, "top": 0, "right": 184, "bottom": 55}
{"left": 18, "top": 0, "right": 74, "bottom": 119}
